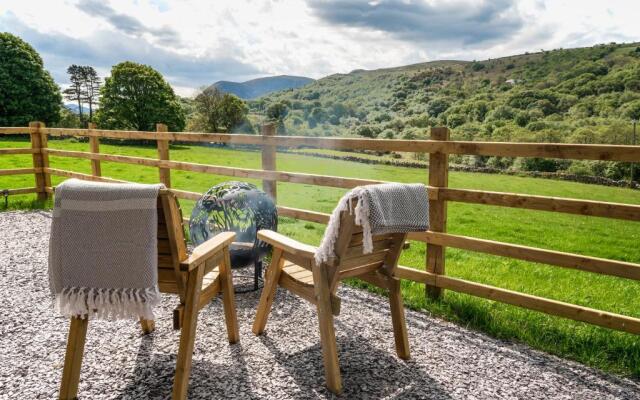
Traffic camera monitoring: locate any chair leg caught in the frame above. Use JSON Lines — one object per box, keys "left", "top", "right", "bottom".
{"left": 220, "top": 247, "right": 240, "bottom": 343}
{"left": 59, "top": 316, "right": 89, "bottom": 400}
{"left": 252, "top": 248, "right": 284, "bottom": 335}
{"left": 173, "top": 264, "right": 204, "bottom": 400}
{"left": 312, "top": 266, "right": 342, "bottom": 394}
{"left": 388, "top": 277, "right": 410, "bottom": 360}
{"left": 139, "top": 318, "right": 155, "bottom": 334}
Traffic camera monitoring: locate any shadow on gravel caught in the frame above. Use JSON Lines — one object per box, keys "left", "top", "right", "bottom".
{"left": 117, "top": 335, "right": 260, "bottom": 399}
{"left": 259, "top": 333, "right": 451, "bottom": 399}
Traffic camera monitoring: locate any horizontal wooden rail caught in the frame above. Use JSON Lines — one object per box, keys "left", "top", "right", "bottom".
{"left": 277, "top": 206, "right": 331, "bottom": 224}
{"left": 0, "top": 187, "right": 40, "bottom": 195}
{"left": 0, "top": 168, "right": 40, "bottom": 176}
{"left": 47, "top": 169, "right": 204, "bottom": 202}
{"left": 441, "top": 188, "right": 640, "bottom": 221}
{"left": 171, "top": 188, "right": 206, "bottom": 201}
{"left": 44, "top": 149, "right": 638, "bottom": 221}
{"left": 395, "top": 266, "right": 640, "bottom": 335}
{"left": 0, "top": 148, "right": 38, "bottom": 155}
{"left": 44, "top": 148, "right": 388, "bottom": 190}
{"left": 0, "top": 127, "right": 30, "bottom": 134}
{"left": 39, "top": 127, "right": 640, "bottom": 161}
{"left": 407, "top": 231, "right": 640, "bottom": 280}
{"left": 46, "top": 168, "right": 127, "bottom": 184}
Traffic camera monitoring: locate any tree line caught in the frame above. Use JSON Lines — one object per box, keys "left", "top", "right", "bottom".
{"left": 0, "top": 33, "right": 251, "bottom": 133}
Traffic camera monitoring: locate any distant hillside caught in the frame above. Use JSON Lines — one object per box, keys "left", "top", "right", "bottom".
{"left": 211, "top": 75, "right": 314, "bottom": 99}
{"left": 253, "top": 43, "right": 640, "bottom": 180}
{"left": 64, "top": 103, "right": 81, "bottom": 114}
{"left": 256, "top": 43, "right": 640, "bottom": 142}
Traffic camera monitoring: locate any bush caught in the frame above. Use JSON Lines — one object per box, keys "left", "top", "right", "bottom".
{"left": 566, "top": 160, "right": 593, "bottom": 176}
{"left": 515, "top": 157, "right": 561, "bottom": 172}
{"left": 471, "top": 62, "right": 486, "bottom": 71}
{"left": 426, "top": 98, "right": 450, "bottom": 117}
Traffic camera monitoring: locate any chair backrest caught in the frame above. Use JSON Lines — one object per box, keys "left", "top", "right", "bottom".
{"left": 327, "top": 200, "right": 407, "bottom": 282}
{"left": 157, "top": 191, "right": 188, "bottom": 294}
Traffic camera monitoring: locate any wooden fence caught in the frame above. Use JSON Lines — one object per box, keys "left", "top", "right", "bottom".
{"left": 1, "top": 122, "right": 640, "bottom": 334}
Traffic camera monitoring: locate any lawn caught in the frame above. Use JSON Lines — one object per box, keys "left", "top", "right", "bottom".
{"left": 1, "top": 135, "right": 640, "bottom": 377}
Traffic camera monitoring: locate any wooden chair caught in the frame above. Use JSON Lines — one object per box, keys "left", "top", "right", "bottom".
{"left": 58, "top": 190, "right": 240, "bottom": 400}
{"left": 252, "top": 200, "right": 410, "bottom": 394}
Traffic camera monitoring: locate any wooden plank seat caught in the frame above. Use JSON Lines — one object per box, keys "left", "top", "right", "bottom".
{"left": 252, "top": 200, "right": 410, "bottom": 394}
{"left": 58, "top": 190, "right": 239, "bottom": 400}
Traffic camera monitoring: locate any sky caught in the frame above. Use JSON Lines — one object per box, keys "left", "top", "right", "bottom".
{"left": 1, "top": 0, "right": 638, "bottom": 97}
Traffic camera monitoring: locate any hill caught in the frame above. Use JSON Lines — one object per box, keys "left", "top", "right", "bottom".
{"left": 211, "top": 75, "right": 314, "bottom": 99}
{"left": 253, "top": 43, "right": 640, "bottom": 180}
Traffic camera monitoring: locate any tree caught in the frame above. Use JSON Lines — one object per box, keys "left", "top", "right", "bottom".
{"left": 193, "top": 87, "right": 223, "bottom": 131}
{"left": 426, "top": 98, "right": 450, "bottom": 117}
{"left": 0, "top": 33, "right": 61, "bottom": 126}
{"left": 218, "top": 94, "right": 248, "bottom": 131}
{"left": 63, "top": 65, "right": 86, "bottom": 125}
{"left": 621, "top": 100, "right": 640, "bottom": 121}
{"left": 96, "top": 62, "right": 185, "bottom": 131}
{"left": 192, "top": 87, "right": 248, "bottom": 132}
{"left": 82, "top": 66, "right": 101, "bottom": 123}
{"left": 266, "top": 101, "right": 289, "bottom": 121}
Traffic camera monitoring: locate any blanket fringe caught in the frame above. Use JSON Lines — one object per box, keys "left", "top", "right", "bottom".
{"left": 315, "top": 187, "right": 373, "bottom": 265}
{"left": 54, "top": 286, "right": 160, "bottom": 320}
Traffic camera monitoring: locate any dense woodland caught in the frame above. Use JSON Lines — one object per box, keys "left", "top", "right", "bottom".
{"left": 256, "top": 43, "right": 640, "bottom": 180}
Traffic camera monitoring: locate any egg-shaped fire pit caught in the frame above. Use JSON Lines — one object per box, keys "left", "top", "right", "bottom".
{"left": 189, "top": 181, "right": 277, "bottom": 291}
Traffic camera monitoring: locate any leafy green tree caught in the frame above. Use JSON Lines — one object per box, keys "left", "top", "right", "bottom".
{"left": 191, "top": 87, "right": 248, "bottom": 132}
{"left": 64, "top": 65, "right": 86, "bottom": 124}
{"left": 193, "top": 87, "right": 223, "bottom": 131}
{"left": 218, "top": 94, "right": 248, "bottom": 131}
{"left": 51, "top": 107, "right": 81, "bottom": 128}
{"left": 266, "top": 102, "right": 289, "bottom": 121}
{"left": 426, "top": 98, "right": 450, "bottom": 117}
{"left": 96, "top": 62, "right": 185, "bottom": 131}
{"left": 621, "top": 100, "right": 640, "bottom": 120}
{"left": 354, "top": 125, "right": 380, "bottom": 138}
{"left": 0, "top": 33, "right": 61, "bottom": 126}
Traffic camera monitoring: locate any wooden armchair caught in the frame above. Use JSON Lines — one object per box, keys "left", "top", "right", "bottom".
{"left": 59, "top": 190, "right": 240, "bottom": 400}
{"left": 252, "top": 203, "right": 410, "bottom": 394}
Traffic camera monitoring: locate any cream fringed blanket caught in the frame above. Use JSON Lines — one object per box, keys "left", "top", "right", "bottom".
{"left": 315, "top": 183, "right": 429, "bottom": 266}
{"left": 48, "top": 179, "right": 164, "bottom": 320}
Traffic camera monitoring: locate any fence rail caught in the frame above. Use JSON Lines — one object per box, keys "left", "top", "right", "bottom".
{"left": 1, "top": 122, "right": 639, "bottom": 335}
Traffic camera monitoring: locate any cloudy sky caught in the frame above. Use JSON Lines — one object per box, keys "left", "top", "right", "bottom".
{"left": 1, "top": 0, "right": 638, "bottom": 96}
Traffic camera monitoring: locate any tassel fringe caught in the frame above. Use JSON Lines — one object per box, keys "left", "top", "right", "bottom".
{"left": 54, "top": 286, "right": 161, "bottom": 320}
{"left": 315, "top": 187, "right": 373, "bottom": 266}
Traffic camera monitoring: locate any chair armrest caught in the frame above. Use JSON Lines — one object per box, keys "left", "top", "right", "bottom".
{"left": 257, "top": 229, "right": 317, "bottom": 259}
{"left": 179, "top": 231, "right": 236, "bottom": 271}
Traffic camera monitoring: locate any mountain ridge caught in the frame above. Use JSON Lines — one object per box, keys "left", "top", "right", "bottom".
{"left": 211, "top": 75, "right": 314, "bottom": 99}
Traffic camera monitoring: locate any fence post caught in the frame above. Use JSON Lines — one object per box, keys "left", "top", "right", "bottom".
{"left": 426, "top": 127, "right": 449, "bottom": 299}
{"left": 88, "top": 122, "right": 101, "bottom": 177}
{"left": 156, "top": 123, "right": 171, "bottom": 187}
{"left": 261, "top": 123, "right": 277, "bottom": 200}
{"left": 29, "top": 121, "right": 50, "bottom": 200}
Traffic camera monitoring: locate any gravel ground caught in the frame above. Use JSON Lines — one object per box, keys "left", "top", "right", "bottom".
{"left": 1, "top": 210, "right": 639, "bottom": 399}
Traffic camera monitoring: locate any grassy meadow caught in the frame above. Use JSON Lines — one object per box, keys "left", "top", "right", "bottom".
{"left": 1, "top": 135, "right": 640, "bottom": 377}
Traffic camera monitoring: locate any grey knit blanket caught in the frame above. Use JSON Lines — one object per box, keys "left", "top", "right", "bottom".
{"left": 315, "top": 183, "right": 429, "bottom": 265}
{"left": 48, "top": 179, "right": 164, "bottom": 320}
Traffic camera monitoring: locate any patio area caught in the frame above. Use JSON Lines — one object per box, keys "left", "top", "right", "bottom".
{"left": 1, "top": 210, "right": 639, "bottom": 399}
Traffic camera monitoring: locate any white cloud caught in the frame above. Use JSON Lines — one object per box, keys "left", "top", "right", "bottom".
{"left": 1, "top": 0, "right": 638, "bottom": 96}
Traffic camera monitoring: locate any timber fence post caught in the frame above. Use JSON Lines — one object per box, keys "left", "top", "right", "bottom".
{"left": 426, "top": 126, "right": 449, "bottom": 299}
{"left": 261, "top": 123, "right": 277, "bottom": 201}
{"left": 156, "top": 123, "right": 171, "bottom": 187}
{"left": 29, "top": 121, "right": 50, "bottom": 201}
{"left": 88, "top": 122, "right": 101, "bottom": 177}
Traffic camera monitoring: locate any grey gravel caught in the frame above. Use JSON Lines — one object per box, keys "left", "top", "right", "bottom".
{"left": 1, "top": 210, "right": 639, "bottom": 399}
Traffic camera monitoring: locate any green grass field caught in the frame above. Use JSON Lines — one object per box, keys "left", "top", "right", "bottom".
{"left": 2, "top": 135, "right": 640, "bottom": 377}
